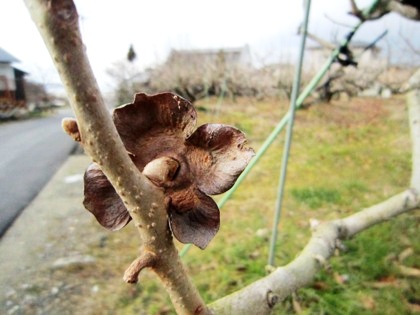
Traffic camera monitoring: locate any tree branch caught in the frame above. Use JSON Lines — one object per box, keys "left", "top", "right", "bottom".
{"left": 407, "top": 68, "right": 420, "bottom": 188}
{"left": 351, "top": 0, "right": 420, "bottom": 21}
{"left": 23, "top": 1, "right": 208, "bottom": 314}
{"left": 303, "top": 31, "right": 336, "bottom": 50}
{"left": 209, "top": 189, "right": 419, "bottom": 314}
{"left": 388, "top": 0, "right": 420, "bottom": 20}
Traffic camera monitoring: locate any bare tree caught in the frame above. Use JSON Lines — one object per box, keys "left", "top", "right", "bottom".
{"left": 107, "top": 47, "right": 302, "bottom": 103}
{"left": 24, "top": 0, "right": 419, "bottom": 314}
{"left": 350, "top": 0, "right": 420, "bottom": 20}
{"left": 124, "top": 48, "right": 259, "bottom": 103}
{"left": 106, "top": 60, "right": 146, "bottom": 105}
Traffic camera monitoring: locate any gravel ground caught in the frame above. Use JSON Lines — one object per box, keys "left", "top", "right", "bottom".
{"left": 0, "top": 155, "right": 107, "bottom": 315}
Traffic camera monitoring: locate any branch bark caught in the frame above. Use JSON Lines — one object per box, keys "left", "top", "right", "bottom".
{"left": 23, "top": 1, "right": 208, "bottom": 314}
{"left": 350, "top": 0, "right": 420, "bottom": 20}
{"left": 388, "top": 0, "right": 420, "bottom": 20}
{"left": 209, "top": 190, "right": 419, "bottom": 314}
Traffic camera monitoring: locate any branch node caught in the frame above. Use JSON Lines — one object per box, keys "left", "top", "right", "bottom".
{"left": 266, "top": 290, "right": 280, "bottom": 308}
{"left": 194, "top": 304, "right": 205, "bottom": 314}
{"left": 335, "top": 239, "right": 347, "bottom": 252}
{"left": 408, "top": 187, "right": 419, "bottom": 204}
{"left": 313, "top": 254, "right": 332, "bottom": 272}
{"left": 265, "top": 265, "right": 277, "bottom": 274}
{"left": 123, "top": 250, "right": 157, "bottom": 284}
{"left": 336, "top": 221, "right": 349, "bottom": 239}
{"left": 309, "top": 218, "right": 321, "bottom": 231}
{"left": 348, "top": 0, "right": 365, "bottom": 20}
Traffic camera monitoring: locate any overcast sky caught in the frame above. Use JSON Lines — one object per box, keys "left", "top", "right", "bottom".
{"left": 1, "top": 0, "right": 419, "bottom": 94}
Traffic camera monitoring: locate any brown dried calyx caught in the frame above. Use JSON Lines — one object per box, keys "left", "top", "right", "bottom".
{"left": 63, "top": 92, "right": 254, "bottom": 249}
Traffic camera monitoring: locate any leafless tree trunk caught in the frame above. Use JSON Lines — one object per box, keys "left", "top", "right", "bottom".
{"left": 23, "top": 1, "right": 209, "bottom": 314}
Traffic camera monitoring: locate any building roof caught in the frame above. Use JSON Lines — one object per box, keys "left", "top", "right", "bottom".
{"left": 167, "top": 46, "right": 252, "bottom": 68}
{"left": 0, "top": 47, "right": 20, "bottom": 63}
{"left": 171, "top": 46, "right": 248, "bottom": 55}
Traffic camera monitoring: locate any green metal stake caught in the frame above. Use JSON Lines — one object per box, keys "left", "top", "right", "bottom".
{"left": 215, "top": 78, "right": 227, "bottom": 117}
{"left": 268, "top": 0, "right": 312, "bottom": 267}
{"left": 179, "top": 0, "right": 381, "bottom": 258}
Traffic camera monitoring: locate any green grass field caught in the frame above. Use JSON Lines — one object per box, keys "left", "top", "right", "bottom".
{"left": 82, "top": 95, "right": 418, "bottom": 314}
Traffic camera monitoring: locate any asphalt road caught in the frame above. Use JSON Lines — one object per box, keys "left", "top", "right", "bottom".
{"left": 0, "top": 109, "right": 76, "bottom": 236}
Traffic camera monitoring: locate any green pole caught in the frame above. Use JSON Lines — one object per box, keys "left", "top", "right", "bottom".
{"left": 268, "top": 0, "right": 312, "bottom": 267}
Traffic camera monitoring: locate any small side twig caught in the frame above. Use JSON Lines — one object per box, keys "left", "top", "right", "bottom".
{"left": 399, "top": 30, "right": 420, "bottom": 56}
{"left": 323, "top": 13, "right": 354, "bottom": 28}
{"left": 349, "top": 0, "right": 366, "bottom": 20}
{"left": 300, "top": 30, "right": 336, "bottom": 50}
{"left": 123, "top": 249, "right": 157, "bottom": 284}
